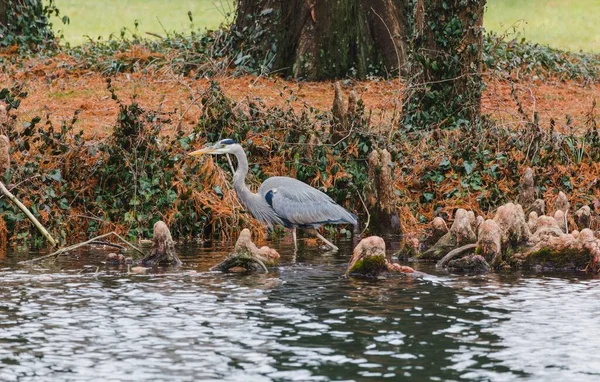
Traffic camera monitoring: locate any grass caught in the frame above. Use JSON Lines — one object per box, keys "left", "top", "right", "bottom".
{"left": 485, "top": 0, "right": 600, "bottom": 53}
{"left": 52, "top": 0, "right": 235, "bottom": 45}
{"left": 51, "top": 0, "right": 599, "bottom": 53}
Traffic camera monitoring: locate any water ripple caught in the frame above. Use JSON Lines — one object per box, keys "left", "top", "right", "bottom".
{"left": 0, "top": 245, "right": 599, "bottom": 381}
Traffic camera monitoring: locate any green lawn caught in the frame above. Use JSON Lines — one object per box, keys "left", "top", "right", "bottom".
{"left": 485, "top": 0, "right": 600, "bottom": 52}
{"left": 52, "top": 0, "right": 235, "bottom": 45}
{"left": 52, "top": 0, "right": 599, "bottom": 53}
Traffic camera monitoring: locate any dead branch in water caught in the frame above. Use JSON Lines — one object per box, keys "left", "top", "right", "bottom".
{"left": 0, "top": 134, "right": 57, "bottom": 247}
{"left": 436, "top": 244, "right": 477, "bottom": 269}
{"left": 19, "top": 232, "right": 144, "bottom": 265}
{"left": 0, "top": 181, "right": 58, "bottom": 247}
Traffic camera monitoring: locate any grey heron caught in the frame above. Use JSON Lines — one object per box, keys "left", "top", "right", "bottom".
{"left": 189, "top": 139, "right": 358, "bottom": 250}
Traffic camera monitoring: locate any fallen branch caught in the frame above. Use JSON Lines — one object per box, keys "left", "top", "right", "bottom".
{"left": 0, "top": 134, "right": 56, "bottom": 247}
{"left": 436, "top": 244, "right": 477, "bottom": 269}
{"left": 88, "top": 240, "right": 126, "bottom": 250}
{"left": 19, "top": 232, "right": 144, "bottom": 265}
{"left": 0, "top": 181, "right": 57, "bottom": 247}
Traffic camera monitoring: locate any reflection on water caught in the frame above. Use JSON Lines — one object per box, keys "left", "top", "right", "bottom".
{"left": 1, "top": 240, "right": 600, "bottom": 381}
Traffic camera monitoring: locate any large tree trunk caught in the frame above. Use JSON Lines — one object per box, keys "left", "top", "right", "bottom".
{"left": 401, "top": 0, "right": 486, "bottom": 131}
{"left": 0, "top": 1, "right": 8, "bottom": 30}
{"left": 234, "top": 0, "right": 409, "bottom": 80}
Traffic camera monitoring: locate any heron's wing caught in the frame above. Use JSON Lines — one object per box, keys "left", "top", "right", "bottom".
{"left": 259, "top": 177, "right": 357, "bottom": 227}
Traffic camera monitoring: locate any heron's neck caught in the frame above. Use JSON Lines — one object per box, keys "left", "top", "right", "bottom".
{"left": 231, "top": 148, "right": 255, "bottom": 204}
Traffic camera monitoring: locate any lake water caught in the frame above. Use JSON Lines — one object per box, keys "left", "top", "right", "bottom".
{"left": 1, "top": 239, "right": 600, "bottom": 381}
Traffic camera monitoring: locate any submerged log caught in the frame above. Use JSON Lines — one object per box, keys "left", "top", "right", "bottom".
{"left": 436, "top": 244, "right": 477, "bottom": 269}
{"left": 107, "top": 252, "right": 132, "bottom": 265}
{"left": 346, "top": 236, "right": 415, "bottom": 278}
{"left": 141, "top": 221, "right": 182, "bottom": 266}
{"left": 211, "top": 228, "right": 280, "bottom": 273}
{"left": 20, "top": 231, "right": 144, "bottom": 265}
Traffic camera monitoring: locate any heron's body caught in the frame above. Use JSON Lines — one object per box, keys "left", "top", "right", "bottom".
{"left": 190, "top": 140, "right": 357, "bottom": 250}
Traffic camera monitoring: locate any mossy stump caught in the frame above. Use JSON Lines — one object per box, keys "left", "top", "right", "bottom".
{"left": 211, "top": 229, "right": 280, "bottom": 273}
{"left": 141, "top": 221, "right": 182, "bottom": 266}
{"left": 346, "top": 236, "right": 416, "bottom": 278}
{"left": 523, "top": 247, "right": 594, "bottom": 272}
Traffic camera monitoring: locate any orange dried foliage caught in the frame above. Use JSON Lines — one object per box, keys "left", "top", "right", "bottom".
{"left": 38, "top": 209, "right": 50, "bottom": 224}
{"left": 1, "top": 62, "right": 597, "bottom": 139}
{"left": 114, "top": 45, "right": 163, "bottom": 63}
{"left": 1, "top": 56, "right": 599, "bottom": 239}
{"left": 0, "top": 215, "right": 8, "bottom": 249}
{"left": 0, "top": 45, "right": 19, "bottom": 56}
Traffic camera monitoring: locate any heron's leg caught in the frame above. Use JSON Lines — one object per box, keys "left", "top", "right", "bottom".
{"left": 315, "top": 232, "right": 339, "bottom": 251}
{"left": 292, "top": 227, "right": 297, "bottom": 250}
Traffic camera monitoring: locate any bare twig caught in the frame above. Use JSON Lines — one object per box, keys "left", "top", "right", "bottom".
{"left": 145, "top": 31, "right": 164, "bottom": 39}
{"left": 357, "top": 192, "right": 371, "bottom": 236}
{"left": 88, "top": 240, "right": 126, "bottom": 250}
{"left": 0, "top": 181, "right": 57, "bottom": 247}
{"left": 110, "top": 232, "right": 145, "bottom": 256}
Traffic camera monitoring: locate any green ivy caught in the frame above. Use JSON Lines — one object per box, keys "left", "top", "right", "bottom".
{"left": 402, "top": 0, "right": 486, "bottom": 131}
{"left": 0, "top": 0, "right": 68, "bottom": 51}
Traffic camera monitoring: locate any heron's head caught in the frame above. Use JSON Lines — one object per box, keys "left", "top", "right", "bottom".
{"left": 188, "top": 138, "right": 237, "bottom": 157}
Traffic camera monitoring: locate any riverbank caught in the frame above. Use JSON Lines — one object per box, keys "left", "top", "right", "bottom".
{"left": 0, "top": 34, "right": 599, "bottom": 247}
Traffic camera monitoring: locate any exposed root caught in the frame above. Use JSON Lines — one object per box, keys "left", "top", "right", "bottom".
{"left": 210, "top": 228, "right": 279, "bottom": 273}
{"left": 346, "top": 236, "right": 417, "bottom": 278}
{"left": 211, "top": 253, "right": 269, "bottom": 273}
{"left": 436, "top": 244, "right": 477, "bottom": 269}
{"left": 140, "top": 221, "right": 182, "bottom": 266}
{"left": 420, "top": 209, "right": 476, "bottom": 261}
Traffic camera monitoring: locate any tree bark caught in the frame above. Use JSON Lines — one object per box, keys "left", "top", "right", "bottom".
{"left": 234, "top": 0, "right": 409, "bottom": 80}
{"left": 401, "top": 0, "right": 486, "bottom": 131}
{"left": 234, "top": 0, "right": 486, "bottom": 125}
{"left": 0, "top": 0, "right": 8, "bottom": 29}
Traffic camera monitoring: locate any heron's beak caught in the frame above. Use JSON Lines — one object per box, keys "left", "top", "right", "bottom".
{"left": 188, "top": 147, "right": 217, "bottom": 157}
